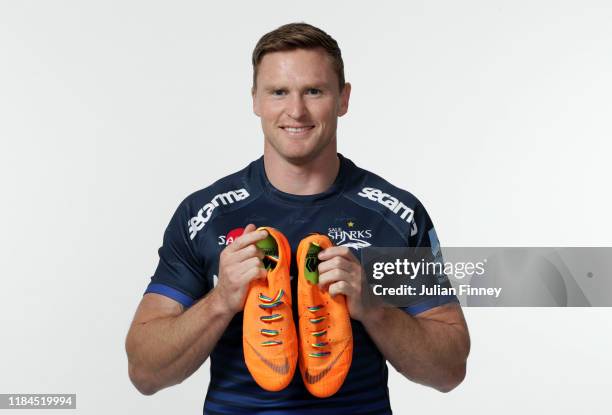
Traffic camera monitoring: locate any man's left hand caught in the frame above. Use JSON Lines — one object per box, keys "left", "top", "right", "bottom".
{"left": 317, "top": 246, "right": 374, "bottom": 322}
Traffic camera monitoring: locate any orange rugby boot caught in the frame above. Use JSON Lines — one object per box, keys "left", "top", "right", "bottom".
{"left": 297, "top": 233, "right": 353, "bottom": 398}
{"left": 243, "top": 227, "right": 297, "bottom": 391}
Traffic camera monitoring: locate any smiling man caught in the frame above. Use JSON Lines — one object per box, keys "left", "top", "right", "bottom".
{"left": 126, "top": 23, "right": 470, "bottom": 414}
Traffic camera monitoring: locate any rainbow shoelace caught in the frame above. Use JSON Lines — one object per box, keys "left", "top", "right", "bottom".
{"left": 307, "top": 304, "right": 330, "bottom": 357}
{"left": 258, "top": 289, "right": 285, "bottom": 346}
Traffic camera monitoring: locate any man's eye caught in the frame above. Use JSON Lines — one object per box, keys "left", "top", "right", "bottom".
{"left": 306, "top": 88, "right": 321, "bottom": 95}
{"left": 273, "top": 89, "right": 287, "bottom": 96}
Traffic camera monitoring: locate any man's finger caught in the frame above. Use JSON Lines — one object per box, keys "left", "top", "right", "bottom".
{"left": 224, "top": 223, "right": 255, "bottom": 253}
{"left": 242, "top": 223, "right": 257, "bottom": 234}
{"left": 243, "top": 266, "right": 268, "bottom": 284}
{"left": 229, "top": 226, "right": 268, "bottom": 251}
{"left": 232, "top": 244, "right": 265, "bottom": 263}
{"left": 318, "top": 268, "right": 346, "bottom": 289}
{"left": 239, "top": 256, "right": 263, "bottom": 273}
{"left": 318, "top": 246, "right": 358, "bottom": 262}
{"left": 317, "top": 255, "right": 353, "bottom": 275}
{"left": 328, "top": 280, "right": 352, "bottom": 298}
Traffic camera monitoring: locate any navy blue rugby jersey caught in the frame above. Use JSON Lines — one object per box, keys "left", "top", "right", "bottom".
{"left": 144, "top": 153, "right": 458, "bottom": 415}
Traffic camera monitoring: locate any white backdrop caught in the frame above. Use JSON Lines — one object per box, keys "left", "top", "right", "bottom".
{"left": 1, "top": 1, "right": 611, "bottom": 414}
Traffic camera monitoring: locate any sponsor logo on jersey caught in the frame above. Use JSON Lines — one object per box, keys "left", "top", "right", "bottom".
{"left": 328, "top": 220, "right": 373, "bottom": 250}
{"left": 357, "top": 187, "right": 418, "bottom": 237}
{"left": 188, "top": 189, "right": 250, "bottom": 240}
{"left": 218, "top": 227, "right": 245, "bottom": 245}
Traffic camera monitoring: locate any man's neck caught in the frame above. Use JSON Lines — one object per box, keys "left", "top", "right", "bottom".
{"left": 263, "top": 147, "right": 340, "bottom": 196}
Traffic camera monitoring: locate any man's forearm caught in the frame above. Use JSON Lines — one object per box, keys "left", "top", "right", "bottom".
{"left": 360, "top": 304, "right": 470, "bottom": 392}
{"left": 126, "top": 289, "right": 235, "bottom": 395}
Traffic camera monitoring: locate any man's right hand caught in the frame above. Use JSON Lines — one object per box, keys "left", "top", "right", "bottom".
{"left": 126, "top": 224, "right": 268, "bottom": 394}
{"left": 213, "top": 224, "right": 269, "bottom": 314}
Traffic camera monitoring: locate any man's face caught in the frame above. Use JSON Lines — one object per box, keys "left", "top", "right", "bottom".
{"left": 252, "top": 48, "right": 351, "bottom": 164}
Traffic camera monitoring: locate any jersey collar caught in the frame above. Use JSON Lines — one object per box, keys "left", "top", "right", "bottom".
{"left": 253, "top": 153, "right": 353, "bottom": 206}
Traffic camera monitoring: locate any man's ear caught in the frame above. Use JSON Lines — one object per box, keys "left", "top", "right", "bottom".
{"left": 252, "top": 86, "right": 260, "bottom": 117}
{"left": 338, "top": 82, "right": 351, "bottom": 117}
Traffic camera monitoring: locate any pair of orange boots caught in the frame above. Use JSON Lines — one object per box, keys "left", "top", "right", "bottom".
{"left": 242, "top": 227, "right": 353, "bottom": 398}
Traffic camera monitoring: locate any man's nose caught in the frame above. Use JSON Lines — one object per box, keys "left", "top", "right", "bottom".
{"left": 286, "top": 93, "right": 307, "bottom": 119}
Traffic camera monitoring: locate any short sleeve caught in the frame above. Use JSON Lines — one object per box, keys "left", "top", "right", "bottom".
{"left": 400, "top": 203, "right": 459, "bottom": 315}
{"left": 144, "top": 201, "right": 207, "bottom": 308}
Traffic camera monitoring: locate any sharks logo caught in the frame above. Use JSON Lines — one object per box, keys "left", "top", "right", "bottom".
{"left": 328, "top": 220, "right": 373, "bottom": 250}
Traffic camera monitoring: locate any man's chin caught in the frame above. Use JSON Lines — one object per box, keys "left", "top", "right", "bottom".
{"left": 266, "top": 135, "right": 334, "bottom": 165}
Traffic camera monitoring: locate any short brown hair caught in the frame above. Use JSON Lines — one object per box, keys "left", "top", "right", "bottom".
{"left": 252, "top": 22, "right": 345, "bottom": 90}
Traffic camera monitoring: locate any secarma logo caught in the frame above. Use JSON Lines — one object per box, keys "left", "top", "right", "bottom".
{"left": 357, "top": 187, "right": 418, "bottom": 236}
{"left": 188, "top": 188, "right": 250, "bottom": 240}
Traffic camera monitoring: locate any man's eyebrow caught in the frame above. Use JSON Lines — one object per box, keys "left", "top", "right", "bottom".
{"left": 303, "top": 83, "right": 328, "bottom": 90}
{"left": 263, "top": 83, "right": 329, "bottom": 92}
{"left": 262, "top": 85, "right": 287, "bottom": 92}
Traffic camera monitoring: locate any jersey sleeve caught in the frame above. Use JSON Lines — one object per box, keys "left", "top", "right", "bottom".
{"left": 144, "top": 201, "right": 207, "bottom": 308}
{"left": 400, "top": 203, "right": 459, "bottom": 315}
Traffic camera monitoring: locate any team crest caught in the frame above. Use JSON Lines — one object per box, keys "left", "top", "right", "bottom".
{"left": 328, "top": 220, "right": 373, "bottom": 250}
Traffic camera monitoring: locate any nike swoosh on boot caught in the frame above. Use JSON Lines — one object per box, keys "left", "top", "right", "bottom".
{"left": 245, "top": 339, "right": 291, "bottom": 374}
{"left": 303, "top": 339, "right": 351, "bottom": 384}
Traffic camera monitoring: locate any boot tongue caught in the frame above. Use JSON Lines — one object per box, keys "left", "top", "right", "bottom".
{"left": 256, "top": 233, "right": 279, "bottom": 271}
{"left": 304, "top": 242, "right": 322, "bottom": 284}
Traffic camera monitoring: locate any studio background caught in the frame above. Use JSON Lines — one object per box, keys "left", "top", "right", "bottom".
{"left": 1, "top": 1, "right": 610, "bottom": 414}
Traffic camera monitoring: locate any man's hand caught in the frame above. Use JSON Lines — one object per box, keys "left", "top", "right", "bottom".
{"left": 317, "top": 246, "right": 469, "bottom": 392}
{"left": 213, "top": 224, "right": 268, "bottom": 314}
{"left": 317, "top": 246, "right": 374, "bottom": 321}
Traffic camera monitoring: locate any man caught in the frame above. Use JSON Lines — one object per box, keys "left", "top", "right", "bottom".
{"left": 126, "top": 22, "right": 470, "bottom": 414}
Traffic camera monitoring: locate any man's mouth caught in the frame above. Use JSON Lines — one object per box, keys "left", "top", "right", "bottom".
{"left": 280, "top": 125, "right": 315, "bottom": 135}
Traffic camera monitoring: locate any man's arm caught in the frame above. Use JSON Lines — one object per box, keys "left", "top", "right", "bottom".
{"left": 360, "top": 302, "right": 470, "bottom": 392}
{"left": 125, "top": 224, "right": 268, "bottom": 395}
{"left": 125, "top": 290, "right": 234, "bottom": 395}
{"left": 317, "top": 246, "right": 470, "bottom": 393}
